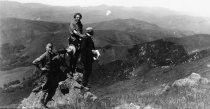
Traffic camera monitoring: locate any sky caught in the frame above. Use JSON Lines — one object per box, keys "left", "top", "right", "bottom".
{"left": 3, "top": 0, "right": 210, "bottom": 17}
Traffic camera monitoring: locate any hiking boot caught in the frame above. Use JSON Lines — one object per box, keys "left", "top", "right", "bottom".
{"left": 40, "top": 103, "right": 49, "bottom": 109}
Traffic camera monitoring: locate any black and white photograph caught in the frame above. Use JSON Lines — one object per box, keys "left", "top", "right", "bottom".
{"left": 0, "top": 0, "right": 210, "bottom": 108}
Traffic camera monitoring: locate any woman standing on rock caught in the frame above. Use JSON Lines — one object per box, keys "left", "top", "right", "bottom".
{"left": 68, "top": 13, "right": 85, "bottom": 77}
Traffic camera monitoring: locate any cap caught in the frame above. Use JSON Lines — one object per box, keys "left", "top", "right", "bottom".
{"left": 86, "top": 27, "right": 94, "bottom": 32}
{"left": 46, "top": 43, "right": 53, "bottom": 48}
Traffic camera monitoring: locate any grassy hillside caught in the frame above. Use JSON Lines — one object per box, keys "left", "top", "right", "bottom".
{"left": 13, "top": 42, "right": 210, "bottom": 109}
{"left": 93, "top": 53, "right": 210, "bottom": 109}
{"left": 0, "top": 18, "right": 182, "bottom": 70}
{"left": 0, "top": 18, "right": 69, "bottom": 70}
{"left": 0, "top": 66, "right": 38, "bottom": 107}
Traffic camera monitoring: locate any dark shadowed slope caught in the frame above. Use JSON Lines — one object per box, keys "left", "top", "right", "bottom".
{"left": 0, "top": 18, "right": 183, "bottom": 70}
{"left": 1, "top": 18, "right": 210, "bottom": 70}
{"left": 163, "top": 34, "right": 210, "bottom": 53}
{"left": 0, "top": 18, "right": 69, "bottom": 70}
{"left": 93, "top": 53, "right": 210, "bottom": 109}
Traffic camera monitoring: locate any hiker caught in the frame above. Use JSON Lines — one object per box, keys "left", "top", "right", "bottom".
{"left": 56, "top": 45, "right": 76, "bottom": 78}
{"left": 81, "top": 27, "right": 100, "bottom": 87}
{"left": 68, "top": 13, "right": 85, "bottom": 76}
{"left": 32, "top": 45, "right": 76, "bottom": 91}
{"left": 32, "top": 43, "right": 63, "bottom": 108}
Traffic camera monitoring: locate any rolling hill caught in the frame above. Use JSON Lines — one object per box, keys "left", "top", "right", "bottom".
{"left": 1, "top": 1, "right": 210, "bottom": 34}
{"left": 0, "top": 17, "right": 186, "bottom": 70}
{"left": 0, "top": 18, "right": 69, "bottom": 70}
{"left": 1, "top": 17, "right": 210, "bottom": 70}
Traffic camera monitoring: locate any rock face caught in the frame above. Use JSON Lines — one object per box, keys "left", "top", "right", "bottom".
{"left": 172, "top": 73, "right": 209, "bottom": 87}
{"left": 160, "top": 73, "right": 210, "bottom": 109}
{"left": 127, "top": 39, "right": 188, "bottom": 67}
{"left": 18, "top": 75, "right": 99, "bottom": 109}
{"left": 112, "top": 72, "right": 210, "bottom": 109}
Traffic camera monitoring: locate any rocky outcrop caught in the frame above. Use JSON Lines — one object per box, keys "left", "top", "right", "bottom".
{"left": 172, "top": 73, "right": 209, "bottom": 87}
{"left": 18, "top": 73, "right": 99, "bottom": 109}
{"left": 126, "top": 39, "right": 189, "bottom": 67}
{"left": 158, "top": 73, "right": 210, "bottom": 109}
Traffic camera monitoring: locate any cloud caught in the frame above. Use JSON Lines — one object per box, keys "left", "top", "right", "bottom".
{"left": 106, "top": 10, "right": 111, "bottom": 16}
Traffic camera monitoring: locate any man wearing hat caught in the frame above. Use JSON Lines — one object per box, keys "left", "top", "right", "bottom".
{"left": 81, "top": 27, "right": 100, "bottom": 87}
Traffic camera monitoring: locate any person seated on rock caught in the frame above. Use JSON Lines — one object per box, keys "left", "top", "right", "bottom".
{"left": 68, "top": 13, "right": 85, "bottom": 76}
{"left": 32, "top": 43, "right": 63, "bottom": 108}
{"left": 32, "top": 45, "right": 76, "bottom": 93}
{"left": 32, "top": 44, "right": 77, "bottom": 91}
{"left": 56, "top": 45, "right": 76, "bottom": 78}
{"left": 80, "top": 27, "right": 100, "bottom": 88}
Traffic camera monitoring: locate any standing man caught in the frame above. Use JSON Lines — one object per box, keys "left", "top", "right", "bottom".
{"left": 32, "top": 43, "right": 60, "bottom": 108}
{"left": 81, "top": 27, "right": 100, "bottom": 87}
{"left": 68, "top": 13, "right": 84, "bottom": 76}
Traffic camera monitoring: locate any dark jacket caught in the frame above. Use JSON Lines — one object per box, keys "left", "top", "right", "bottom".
{"left": 81, "top": 33, "right": 95, "bottom": 63}
{"left": 69, "top": 20, "right": 83, "bottom": 37}
{"left": 69, "top": 20, "right": 83, "bottom": 46}
{"left": 56, "top": 49, "right": 72, "bottom": 67}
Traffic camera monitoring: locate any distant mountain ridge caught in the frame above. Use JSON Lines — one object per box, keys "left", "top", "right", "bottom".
{"left": 1, "top": 1, "right": 210, "bottom": 34}
{"left": 85, "top": 18, "right": 160, "bottom": 31}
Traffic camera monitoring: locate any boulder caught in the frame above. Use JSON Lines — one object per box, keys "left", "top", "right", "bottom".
{"left": 18, "top": 77, "right": 98, "bottom": 109}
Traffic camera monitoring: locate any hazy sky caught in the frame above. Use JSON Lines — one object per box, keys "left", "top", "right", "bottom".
{"left": 4, "top": 0, "right": 210, "bottom": 17}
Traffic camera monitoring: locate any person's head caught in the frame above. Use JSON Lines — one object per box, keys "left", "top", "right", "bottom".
{"left": 86, "top": 27, "right": 94, "bottom": 36}
{"left": 66, "top": 44, "right": 76, "bottom": 55}
{"left": 73, "top": 13, "right": 82, "bottom": 22}
{"left": 46, "top": 43, "right": 53, "bottom": 53}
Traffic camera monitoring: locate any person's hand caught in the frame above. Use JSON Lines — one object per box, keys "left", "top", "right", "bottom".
{"left": 41, "top": 67, "right": 48, "bottom": 71}
{"left": 92, "top": 50, "right": 96, "bottom": 54}
{"left": 79, "top": 34, "right": 86, "bottom": 38}
{"left": 92, "top": 50, "right": 100, "bottom": 60}
{"left": 95, "top": 50, "right": 100, "bottom": 57}
{"left": 73, "top": 30, "right": 78, "bottom": 34}
{"left": 67, "top": 45, "right": 76, "bottom": 55}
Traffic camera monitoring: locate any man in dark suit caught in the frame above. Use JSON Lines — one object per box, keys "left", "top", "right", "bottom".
{"left": 81, "top": 27, "right": 100, "bottom": 87}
